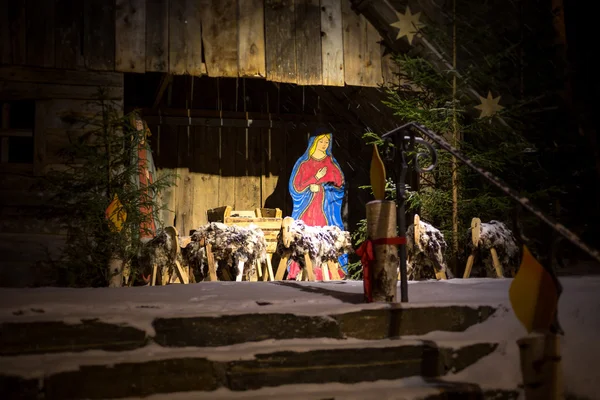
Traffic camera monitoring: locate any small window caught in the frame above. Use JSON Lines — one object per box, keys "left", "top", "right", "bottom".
{"left": 1, "top": 101, "right": 35, "bottom": 164}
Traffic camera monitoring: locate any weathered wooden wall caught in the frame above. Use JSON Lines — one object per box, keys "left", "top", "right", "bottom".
{"left": 0, "top": 65, "right": 124, "bottom": 286}
{"left": 143, "top": 115, "right": 369, "bottom": 238}
{"left": 0, "top": 0, "right": 399, "bottom": 87}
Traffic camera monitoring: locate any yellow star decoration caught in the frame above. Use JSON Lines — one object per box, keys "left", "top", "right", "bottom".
{"left": 390, "top": 6, "right": 425, "bottom": 45}
{"left": 474, "top": 91, "right": 504, "bottom": 118}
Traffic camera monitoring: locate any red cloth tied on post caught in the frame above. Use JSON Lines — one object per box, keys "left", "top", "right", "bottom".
{"left": 356, "top": 236, "right": 406, "bottom": 302}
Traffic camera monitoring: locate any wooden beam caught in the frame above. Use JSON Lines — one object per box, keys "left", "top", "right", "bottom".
{"left": 0, "top": 66, "right": 124, "bottom": 87}
{"left": 152, "top": 74, "right": 172, "bottom": 110}
{"left": 139, "top": 107, "right": 348, "bottom": 124}
{"left": 0, "top": 82, "right": 123, "bottom": 101}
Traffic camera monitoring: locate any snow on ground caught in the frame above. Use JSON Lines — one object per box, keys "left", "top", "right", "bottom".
{"left": 0, "top": 277, "right": 599, "bottom": 398}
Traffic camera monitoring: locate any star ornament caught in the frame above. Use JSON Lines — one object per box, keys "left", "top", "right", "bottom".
{"left": 474, "top": 91, "right": 504, "bottom": 119}
{"left": 390, "top": 6, "right": 425, "bottom": 45}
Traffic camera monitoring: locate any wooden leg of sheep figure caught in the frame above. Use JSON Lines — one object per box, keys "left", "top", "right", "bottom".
{"left": 463, "top": 218, "right": 517, "bottom": 278}
{"left": 275, "top": 217, "right": 293, "bottom": 280}
{"left": 405, "top": 215, "right": 449, "bottom": 281}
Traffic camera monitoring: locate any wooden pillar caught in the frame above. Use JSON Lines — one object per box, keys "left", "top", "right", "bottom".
{"left": 1, "top": 103, "right": 9, "bottom": 163}
{"left": 366, "top": 200, "right": 398, "bottom": 302}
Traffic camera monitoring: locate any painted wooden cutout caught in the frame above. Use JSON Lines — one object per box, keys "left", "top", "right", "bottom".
{"left": 287, "top": 129, "right": 346, "bottom": 280}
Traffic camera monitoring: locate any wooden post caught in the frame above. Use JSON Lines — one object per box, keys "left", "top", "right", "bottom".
{"left": 366, "top": 200, "right": 398, "bottom": 302}
{"left": 518, "top": 333, "right": 564, "bottom": 400}
{"left": 1, "top": 103, "right": 10, "bottom": 163}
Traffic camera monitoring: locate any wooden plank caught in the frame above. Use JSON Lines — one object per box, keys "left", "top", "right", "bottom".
{"left": 219, "top": 127, "right": 236, "bottom": 209}
{"left": 0, "top": 0, "right": 9, "bottom": 64}
{"left": 145, "top": 0, "right": 169, "bottom": 72}
{"left": 54, "top": 0, "right": 84, "bottom": 69}
{"left": 169, "top": 0, "right": 204, "bottom": 75}
{"left": 191, "top": 125, "right": 220, "bottom": 226}
{"left": 248, "top": 128, "right": 262, "bottom": 209}
{"left": 0, "top": 66, "right": 124, "bottom": 87}
{"left": 5, "top": 1, "right": 27, "bottom": 65}
{"left": 381, "top": 50, "right": 400, "bottom": 86}
{"left": 320, "top": 0, "right": 344, "bottom": 86}
{"left": 33, "top": 101, "right": 50, "bottom": 176}
{"left": 157, "top": 168, "right": 176, "bottom": 227}
{"left": 26, "top": 0, "right": 55, "bottom": 67}
{"left": 238, "top": 0, "right": 266, "bottom": 77}
{"left": 285, "top": 127, "right": 307, "bottom": 216}
{"left": 84, "top": 0, "right": 116, "bottom": 71}
{"left": 175, "top": 126, "right": 194, "bottom": 235}
{"left": 233, "top": 128, "right": 250, "bottom": 210}
{"left": 264, "top": 0, "right": 296, "bottom": 83}
{"left": 201, "top": 0, "right": 238, "bottom": 78}
{"left": 295, "top": 0, "right": 322, "bottom": 85}
{"left": 0, "top": 82, "right": 123, "bottom": 101}
{"left": 363, "top": 20, "right": 383, "bottom": 87}
{"left": 115, "top": 0, "right": 146, "bottom": 73}
{"left": 262, "top": 128, "right": 286, "bottom": 211}
{"left": 342, "top": 1, "right": 365, "bottom": 86}
{"left": 223, "top": 219, "right": 282, "bottom": 230}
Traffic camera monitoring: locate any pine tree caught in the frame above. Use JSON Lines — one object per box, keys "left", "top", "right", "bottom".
{"left": 346, "top": 0, "right": 572, "bottom": 279}
{"left": 39, "top": 89, "right": 175, "bottom": 287}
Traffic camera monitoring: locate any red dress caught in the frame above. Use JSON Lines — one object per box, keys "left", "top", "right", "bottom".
{"left": 291, "top": 155, "right": 344, "bottom": 226}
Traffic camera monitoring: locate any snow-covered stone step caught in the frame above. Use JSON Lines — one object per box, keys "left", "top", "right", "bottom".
{"left": 0, "top": 338, "right": 499, "bottom": 399}
{"left": 117, "top": 377, "right": 520, "bottom": 400}
{"left": 0, "top": 305, "right": 496, "bottom": 356}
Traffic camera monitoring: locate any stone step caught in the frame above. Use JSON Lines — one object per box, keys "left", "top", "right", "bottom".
{"left": 0, "top": 339, "right": 499, "bottom": 399}
{"left": 0, "top": 305, "right": 495, "bottom": 356}
{"left": 116, "top": 378, "right": 520, "bottom": 400}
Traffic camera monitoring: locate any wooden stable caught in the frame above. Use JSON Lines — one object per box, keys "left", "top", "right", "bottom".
{"left": 0, "top": 0, "right": 422, "bottom": 286}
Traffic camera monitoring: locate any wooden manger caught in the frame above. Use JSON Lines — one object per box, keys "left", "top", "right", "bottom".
{"left": 205, "top": 205, "right": 281, "bottom": 281}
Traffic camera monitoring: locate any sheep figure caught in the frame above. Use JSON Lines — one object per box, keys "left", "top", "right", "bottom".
{"left": 181, "top": 237, "right": 206, "bottom": 282}
{"left": 406, "top": 215, "right": 453, "bottom": 280}
{"left": 465, "top": 219, "right": 520, "bottom": 278}
{"left": 139, "top": 226, "right": 184, "bottom": 285}
{"left": 187, "top": 222, "right": 268, "bottom": 281}
{"left": 276, "top": 217, "right": 353, "bottom": 280}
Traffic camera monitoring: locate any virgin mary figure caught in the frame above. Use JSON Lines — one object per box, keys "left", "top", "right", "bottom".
{"left": 287, "top": 128, "right": 348, "bottom": 280}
